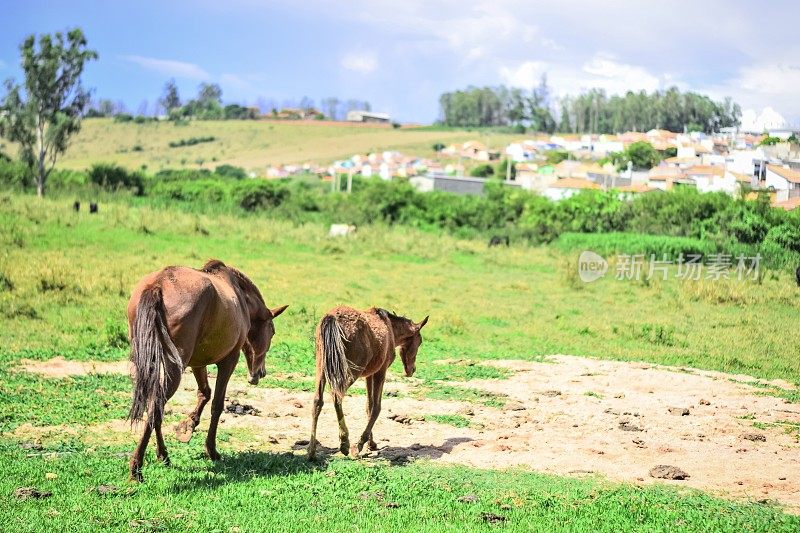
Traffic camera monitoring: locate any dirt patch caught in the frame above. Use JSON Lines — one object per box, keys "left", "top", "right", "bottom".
{"left": 15, "top": 357, "right": 130, "bottom": 378}
{"left": 50, "top": 355, "right": 800, "bottom": 512}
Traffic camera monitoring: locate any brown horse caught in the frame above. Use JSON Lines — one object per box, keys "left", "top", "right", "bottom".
{"left": 307, "top": 306, "right": 428, "bottom": 460}
{"left": 126, "top": 259, "right": 287, "bottom": 481}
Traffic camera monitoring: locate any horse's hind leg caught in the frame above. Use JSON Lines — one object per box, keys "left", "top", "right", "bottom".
{"left": 176, "top": 367, "right": 211, "bottom": 443}
{"left": 130, "top": 424, "right": 153, "bottom": 482}
{"left": 155, "top": 372, "right": 181, "bottom": 465}
{"left": 308, "top": 369, "right": 325, "bottom": 460}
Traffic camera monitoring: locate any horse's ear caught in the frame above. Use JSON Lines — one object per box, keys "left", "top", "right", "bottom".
{"left": 416, "top": 315, "right": 429, "bottom": 330}
{"left": 270, "top": 304, "right": 289, "bottom": 319}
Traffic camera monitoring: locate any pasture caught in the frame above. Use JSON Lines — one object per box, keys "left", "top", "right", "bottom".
{"left": 30, "top": 119, "right": 520, "bottom": 174}
{"left": 1, "top": 193, "right": 800, "bottom": 531}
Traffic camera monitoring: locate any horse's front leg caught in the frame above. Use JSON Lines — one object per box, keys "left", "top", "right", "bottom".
{"left": 176, "top": 366, "right": 211, "bottom": 443}
{"left": 205, "top": 352, "right": 238, "bottom": 461}
{"left": 356, "top": 370, "right": 385, "bottom": 455}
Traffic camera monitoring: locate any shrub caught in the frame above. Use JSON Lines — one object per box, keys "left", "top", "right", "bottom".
{"left": 168, "top": 136, "right": 216, "bottom": 148}
{"left": 232, "top": 180, "right": 290, "bottom": 211}
{"left": 113, "top": 113, "right": 133, "bottom": 123}
{"left": 469, "top": 164, "right": 494, "bottom": 178}
{"left": 0, "top": 158, "right": 34, "bottom": 189}
{"left": 88, "top": 164, "right": 144, "bottom": 194}
{"left": 215, "top": 164, "right": 247, "bottom": 179}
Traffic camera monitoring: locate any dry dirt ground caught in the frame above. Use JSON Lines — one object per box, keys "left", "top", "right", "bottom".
{"left": 14, "top": 355, "right": 800, "bottom": 512}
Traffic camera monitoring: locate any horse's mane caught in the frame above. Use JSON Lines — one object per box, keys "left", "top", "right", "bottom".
{"left": 202, "top": 259, "right": 265, "bottom": 306}
{"left": 375, "top": 308, "right": 410, "bottom": 323}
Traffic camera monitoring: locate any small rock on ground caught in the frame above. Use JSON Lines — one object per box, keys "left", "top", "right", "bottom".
{"left": 649, "top": 465, "right": 690, "bottom": 480}
{"left": 742, "top": 433, "right": 767, "bottom": 442}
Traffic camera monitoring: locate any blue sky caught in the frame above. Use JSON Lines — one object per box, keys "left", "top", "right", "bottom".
{"left": 2, "top": 0, "right": 799, "bottom": 127}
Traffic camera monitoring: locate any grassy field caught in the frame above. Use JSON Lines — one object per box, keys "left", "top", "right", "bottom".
{"left": 1, "top": 193, "right": 799, "bottom": 531}
{"left": 12, "top": 119, "right": 520, "bottom": 174}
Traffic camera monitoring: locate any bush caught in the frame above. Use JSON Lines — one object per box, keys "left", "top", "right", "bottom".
{"left": 232, "top": 180, "right": 290, "bottom": 211}
{"left": 0, "top": 158, "right": 33, "bottom": 189}
{"left": 113, "top": 113, "right": 133, "bottom": 123}
{"left": 215, "top": 164, "right": 247, "bottom": 179}
{"left": 168, "top": 136, "right": 216, "bottom": 148}
{"left": 469, "top": 164, "right": 494, "bottom": 178}
{"left": 88, "top": 164, "right": 144, "bottom": 194}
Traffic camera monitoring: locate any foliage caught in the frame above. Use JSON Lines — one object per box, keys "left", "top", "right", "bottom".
{"left": 168, "top": 136, "right": 216, "bottom": 148}
{"left": 469, "top": 163, "right": 494, "bottom": 178}
{"left": 495, "top": 158, "right": 516, "bottom": 180}
{"left": 87, "top": 163, "right": 144, "bottom": 194}
{"left": 0, "top": 28, "right": 97, "bottom": 196}
{"left": 760, "top": 136, "right": 783, "bottom": 146}
{"left": 545, "top": 150, "right": 570, "bottom": 165}
{"left": 214, "top": 164, "right": 247, "bottom": 179}
{"left": 439, "top": 76, "right": 555, "bottom": 131}
{"left": 558, "top": 87, "right": 740, "bottom": 134}
{"left": 159, "top": 79, "right": 181, "bottom": 114}
{"left": 608, "top": 141, "right": 661, "bottom": 171}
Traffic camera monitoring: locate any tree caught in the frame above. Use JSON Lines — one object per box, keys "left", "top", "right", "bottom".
{"left": 197, "top": 82, "right": 222, "bottom": 106}
{"left": 159, "top": 79, "right": 181, "bottom": 115}
{"left": 0, "top": 28, "right": 97, "bottom": 196}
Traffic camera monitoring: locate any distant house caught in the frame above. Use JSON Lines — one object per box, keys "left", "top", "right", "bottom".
{"left": 346, "top": 110, "right": 391, "bottom": 123}
{"left": 685, "top": 165, "right": 737, "bottom": 194}
{"left": 515, "top": 163, "right": 557, "bottom": 192}
{"left": 542, "top": 178, "right": 601, "bottom": 201}
{"left": 765, "top": 164, "right": 800, "bottom": 200}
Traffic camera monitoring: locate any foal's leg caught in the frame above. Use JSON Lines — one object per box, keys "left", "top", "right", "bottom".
{"left": 334, "top": 397, "right": 351, "bottom": 456}
{"left": 307, "top": 369, "right": 325, "bottom": 460}
{"left": 176, "top": 366, "right": 212, "bottom": 443}
{"left": 356, "top": 370, "right": 386, "bottom": 455}
{"left": 205, "top": 352, "right": 238, "bottom": 461}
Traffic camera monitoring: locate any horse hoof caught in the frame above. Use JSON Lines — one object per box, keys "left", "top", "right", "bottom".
{"left": 367, "top": 441, "right": 378, "bottom": 451}
{"left": 340, "top": 441, "right": 350, "bottom": 456}
{"left": 129, "top": 470, "right": 144, "bottom": 483}
{"left": 158, "top": 455, "right": 171, "bottom": 466}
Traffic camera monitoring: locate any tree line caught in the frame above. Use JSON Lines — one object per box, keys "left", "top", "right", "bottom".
{"left": 87, "top": 80, "right": 372, "bottom": 122}
{"left": 439, "top": 77, "right": 741, "bottom": 134}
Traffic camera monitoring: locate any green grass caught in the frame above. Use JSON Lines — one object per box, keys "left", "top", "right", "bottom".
{"left": 2, "top": 192, "right": 800, "bottom": 528}
{"left": 426, "top": 414, "right": 472, "bottom": 428}
{"left": 0, "top": 443, "right": 797, "bottom": 533}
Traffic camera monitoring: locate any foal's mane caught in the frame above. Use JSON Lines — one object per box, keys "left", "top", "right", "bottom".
{"left": 202, "top": 259, "right": 266, "bottom": 306}
{"left": 375, "top": 308, "right": 411, "bottom": 324}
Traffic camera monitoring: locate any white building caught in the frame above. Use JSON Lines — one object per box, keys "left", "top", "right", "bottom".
{"left": 765, "top": 164, "right": 800, "bottom": 201}
{"left": 542, "top": 178, "right": 601, "bottom": 201}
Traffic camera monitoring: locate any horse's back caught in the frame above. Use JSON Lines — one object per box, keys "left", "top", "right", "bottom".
{"left": 320, "top": 306, "right": 391, "bottom": 376}
{"left": 128, "top": 266, "right": 247, "bottom": 365}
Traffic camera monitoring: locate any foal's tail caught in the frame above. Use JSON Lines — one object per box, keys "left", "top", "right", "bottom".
{"left": 319, "top": 315, "right": 351, "bottom": 400}
{"left": 129, "top": 286, "right": 181, "bottom": 427}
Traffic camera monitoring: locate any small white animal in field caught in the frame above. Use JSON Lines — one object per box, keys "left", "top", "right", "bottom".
{"left": 329, "top": 224, "right": 357, "bottom": 237}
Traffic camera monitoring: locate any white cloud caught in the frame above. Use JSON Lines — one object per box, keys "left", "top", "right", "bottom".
{"left": 702, "top": 62, "right": 800, "bottom": 125}
{"left": 124, "top": 55, "right": 209, "bottom": 80}
{"left": 499, "top": 61, "right": 548, "bottom": 88}
{"left": 499, "top": 54, "right": 665, "bottom": 96}
{"left": 740, "top": 107, "right": 787, "bottom": 132}
{"left": 341, "top": 51, "right": 378, "bottom": 74}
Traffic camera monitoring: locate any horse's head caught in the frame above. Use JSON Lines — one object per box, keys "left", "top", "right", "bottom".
{"left": 398, "top": 315, "right": 429, "bottom": 377}
{"left": 244, "top": 304, "right": 288, "bottom": 385}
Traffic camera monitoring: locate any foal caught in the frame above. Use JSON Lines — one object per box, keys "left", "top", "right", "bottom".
{"left": 308, "top": 306, "right": 428, "bottom": 459}
{"left": 127, "top": 259, "right": 287, "bottom": 481}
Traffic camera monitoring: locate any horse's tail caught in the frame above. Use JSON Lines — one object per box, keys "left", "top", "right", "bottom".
{"left": 128, "top": 286, "right": 181, "bottom": 427}
{"left": 319, "top": 315, "right": 351, "bottom": 400}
